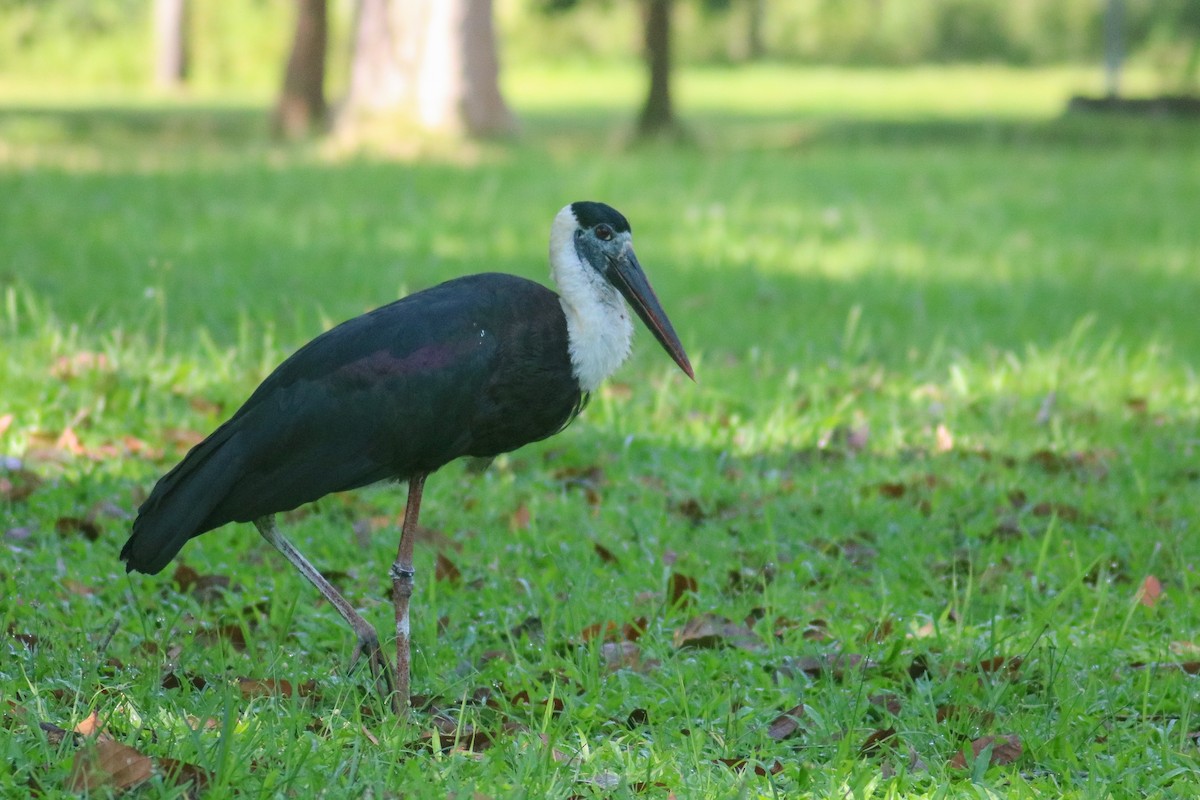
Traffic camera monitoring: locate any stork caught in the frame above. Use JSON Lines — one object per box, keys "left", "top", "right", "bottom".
{"left": 121, "top": 201, "right": 694, "bottom": 714}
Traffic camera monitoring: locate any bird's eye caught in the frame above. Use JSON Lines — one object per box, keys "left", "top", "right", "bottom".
{"left": 595, "top": 224, "right": 613, "bottom": 241}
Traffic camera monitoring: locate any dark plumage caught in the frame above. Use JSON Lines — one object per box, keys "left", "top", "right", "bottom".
{"left": 121, "top": 274, "right": 582, "bottom": 573}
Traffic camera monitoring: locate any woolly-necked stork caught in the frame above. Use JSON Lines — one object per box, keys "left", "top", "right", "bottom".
{"left": 121, "top": 201, "right": 693, "bottom": 713}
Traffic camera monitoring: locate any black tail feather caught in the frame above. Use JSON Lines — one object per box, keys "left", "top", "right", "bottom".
{"left": 121, "top": 424, "right": 242, "bottom": 574}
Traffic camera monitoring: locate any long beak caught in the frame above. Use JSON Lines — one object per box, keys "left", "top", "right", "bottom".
{"left": 608, "top": 245, "right": 695, "bottom": 380}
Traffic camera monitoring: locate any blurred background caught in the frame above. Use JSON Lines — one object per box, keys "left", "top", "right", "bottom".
{"left": 0, "top": 1, "right": 1197, "bottom": 127}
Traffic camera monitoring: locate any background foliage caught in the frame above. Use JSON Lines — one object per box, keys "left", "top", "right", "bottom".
{"left": 1, "top": 0, "right": 1199, "bottom": 92}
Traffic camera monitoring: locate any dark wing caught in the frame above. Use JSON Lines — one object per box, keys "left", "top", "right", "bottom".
{"left": 121, "top": 273, "right": 582, "bottom": 574}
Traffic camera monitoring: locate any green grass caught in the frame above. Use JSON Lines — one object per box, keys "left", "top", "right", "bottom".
{"left": 2, "top": 65, "right": 1200, "bottom": 798}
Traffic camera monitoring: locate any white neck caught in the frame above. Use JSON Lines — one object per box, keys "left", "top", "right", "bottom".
{"left": 549, "top": 206, "right": 634, "bottom": 393}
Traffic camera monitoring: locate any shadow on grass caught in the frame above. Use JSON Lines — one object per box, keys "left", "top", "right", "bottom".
{"left": 0, "top": 104, "right": 270, "bottom": 150}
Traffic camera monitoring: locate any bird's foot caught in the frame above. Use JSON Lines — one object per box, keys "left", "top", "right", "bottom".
{"left": 348, "top": 631, "right": 401, "bottom": 714}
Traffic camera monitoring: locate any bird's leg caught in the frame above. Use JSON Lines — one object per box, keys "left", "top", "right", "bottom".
{"left": 253, "top": 515, "right": 395, "bottom": 703}
{"left": 389, "top": 473, "right": 427, "bottom": 716}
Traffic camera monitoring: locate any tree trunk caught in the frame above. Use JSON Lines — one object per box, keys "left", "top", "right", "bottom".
{"left": 273, "top": 0, "right": 328, "bottom": 139}
{"left": 636, "top": 0, "right": 679, "bottom": 139}
{"left": 340, "top": 0, "right": 516, "bottom": 138}
{"left": 746, "top": 0, "right": 766, "bottom": 61}
{"left": 1104, "top": 0, "right": 1124, "bottom": 98}
{"left": 154, "top": 0, "right": 188, "bottom": 89}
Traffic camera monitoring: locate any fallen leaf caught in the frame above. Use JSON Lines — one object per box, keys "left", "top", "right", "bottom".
{"left": 238, "top": 678, "right": 293, "bottom": 699}
{"left": 862, "top": 618, "right": 894, "bottom": 643}
{"left": 0, "top": 465, "right": 42, "bottom": 502}
{"left": 157, "top": 756, "right": 212, "bottom": 793}
{"left": 593, "top": 542, "right": 620, "bottom": 565}
{"left": 626, "top": 708, "right": 650, "bottom": 728}
{"left": 869, "top": 693, "right": 903, "bottom": 715}
{"left": 713, "top": 757, "right": 783, "bottom": 776}
{"left": 977, "top": 655, "right": 1023, "bottom": 677}
{"left": 936, "top": 704, "right": 995, "bottom": 728}
{"left": 774, "top": 652, "right": 875, "bottom": 682}
{"left": 162, "top": 671, "right": 208, "bottom": 691}
{"left": 674, "top": 613, "right": 763, "bottom": 652}
{"left": 766, "top": 704, "right": 806, "bottom": 741}
{"left": 859, "top": 727, "right": 897, "bottom": 757}
{"left": 68, "top": 739, "right": 153, "bottom": 792}
{"left": 435, "top": 552, "right": 462, "bottom": 584}
{"left": 948, "top": 734, "right": 1022, "bottom": 770}
{"left": 73, "top": 711, "right": 104, "bottom": 737}
{"left": 666, "top": 572, "right": 698, "bottom": 607}
{"left": 51, "top": 351, "right": 110, "bottom": 380}
{"left": 673, "top": 498, "right": 708, "bottom": 525}
{"left": 600, "top": 641, "right": 647, "bottom": 673}
{"left": 171, "top": 563, "right": 230, "bottom": 602}
{"left": 509, "top": 503, "right": 531, "bottom": 531}
{"left": 195, "top": 624, "right": 247, "bottom": 651}
{"left": 7, "top": 625, "right": 38, "bottom": 649}
{"left": 55, "top": 516, "right": 102, "bottom": 542}
{"left": 1139, "top": 575, "right": 1163, "bottom": 608}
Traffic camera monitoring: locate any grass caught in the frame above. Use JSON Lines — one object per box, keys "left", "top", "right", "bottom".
{"left": 2, "top": 64, "right": 1200, "bottom": 798}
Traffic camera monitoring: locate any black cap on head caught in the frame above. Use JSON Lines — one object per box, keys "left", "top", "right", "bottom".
{"left": 570, "top": 201, "right": 631, "bottom": 234}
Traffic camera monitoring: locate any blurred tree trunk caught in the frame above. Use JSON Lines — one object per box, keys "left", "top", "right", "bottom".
{"left": 340, "top": 0, "right": 516, "bottom": 138}
{"left": 273, "top": 0, "right": 328, "bottom": 139}
{"left": 636, "top": 0, "right": 680, "bottom": 139}
{"left": 746, "top": 0, "right": 765, "bottom": 61}
{"left": 154, "top": 0, "right": 188, "bottom": 89}
{"left": 1104, "top": 0, "right": 1124, "bottom": 98}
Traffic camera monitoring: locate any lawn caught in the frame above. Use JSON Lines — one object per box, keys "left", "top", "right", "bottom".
{"left": 2, "top": 64, "right": 1200, "bottom": 798}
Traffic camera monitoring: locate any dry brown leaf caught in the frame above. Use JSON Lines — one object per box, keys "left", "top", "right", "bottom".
{"left": 162, "top": 671, "right": 208, "bottom": 691}
{"left": 601, "top": 641, "right": 651, "bottom": 673}
{"left": 54, "top": 516, "right": 102, "bottom": 542}
{"left": 157, "top": 755, "right": 212, "bottom": 792}
{"left": 0, "top": 465, "right": 42, "bottom": 502}
{"left": 666, "top": 571, "right": 698, "bottom": 607}
{"left": 869, "top": 693, "right": 903, "bottom": 715}
{"left": 673, "top": 498, "right": 708, "bottom": 525}
{"left": 859, "top": 727, "right": 897, "bottom": 757}
{"left": 171, "top": 563, "right": 230, "bottom": 602}
{"left": 1139, "top": 575, "right": 1163, "bottom": 608}
{"left": 775, "top": 652, "right": 875, "bottom": 682}
{"left": 509, "top": 503, "right": 531, "bottom": 531}
{"left": 593, "top": 542, "right": 620, "bottom": 565}
{"left": 436, "top": 552, "right": 462, "bottom": 584}
{"left": 936, "top": 704, "right": 995, "bottom": 728}
{"left": 68, "top": 738, "right": 153, "bottom": 792}
{"left": 580, "top": 620, "right": 619, "bottom": 642}
{"left": 238, "top": 678, "right": 293, "bottom": 699}
{"left": 674, "top": 613, "right": 763, "bottom": 652}
{"left": 948, "top": 734, "right": 1022, "bottom": 770}
{"left": 976, "top": 655, "right": 1023, "bottom": 678}
{"left": 713, "top": 757, "right": 783, "bottom": 776}
{"left": 195, "top": 623, "right": 247, "bottom": 651}
{"left": 862, "top": 618, "right": 894, "bottom": 643}
{"left": 51, "top": 352, "right": 111, "bottom": 380}
{"left": 766, "top": 704, "right": 806, "bottom": 741}
{"left": 73, "top": 711, "right": 104, "bottom": 738}
{"left": 7, "top": 625, "right": 38, "bottom": 649}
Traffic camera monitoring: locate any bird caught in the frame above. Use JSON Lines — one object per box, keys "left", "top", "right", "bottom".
{"left": 121, "top": 201, "right": 694, "bottom": 714}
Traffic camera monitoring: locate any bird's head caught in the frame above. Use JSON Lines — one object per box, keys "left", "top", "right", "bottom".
{"left": 550, "top": 201, "right": 694, "bottom": 383}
